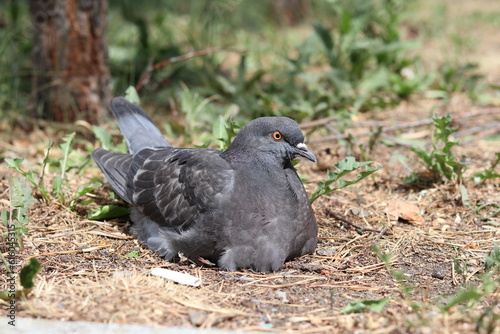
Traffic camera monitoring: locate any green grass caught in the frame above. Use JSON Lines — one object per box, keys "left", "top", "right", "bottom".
{"left": 409, "top": 114, "right": 466, "bottom": 183}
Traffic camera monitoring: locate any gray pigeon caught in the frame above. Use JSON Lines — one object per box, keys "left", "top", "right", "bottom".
{"left": 92, "top": 97, "right": 317, "bottom": 271}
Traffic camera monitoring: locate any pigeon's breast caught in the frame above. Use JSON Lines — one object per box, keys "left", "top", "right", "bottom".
{"left": 226, "top": 164, "right": 312, "bottom": 231}
{"left": 212, "top": 163, "right": 317, "bottom": 270}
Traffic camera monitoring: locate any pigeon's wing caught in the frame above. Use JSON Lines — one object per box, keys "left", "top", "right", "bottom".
{"left": 128, "top": 147, "right": 234, "bottom": 231}
{"left": 110, "top": 97, "right": 170, "bottom": 153}
{"left": 92, "top": 148, "right": 134, "bottom": 203}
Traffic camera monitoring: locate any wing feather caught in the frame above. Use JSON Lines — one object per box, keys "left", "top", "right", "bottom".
{"left": 127, "top": 147, "right": 234, "bottom": 231}
{"left": 110, "top": 97, "right": 170, "bottom": 153}
{"left": 92, "top": 149, "right": 133, "bottom": 203}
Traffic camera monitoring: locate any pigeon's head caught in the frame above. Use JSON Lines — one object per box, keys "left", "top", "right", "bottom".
{"left": 223, "top": 117, "right": 316, "bottom": 164}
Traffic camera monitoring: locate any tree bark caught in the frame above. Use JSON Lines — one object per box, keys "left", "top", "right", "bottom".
{"left": 271, "top": 0, "right": 310, "bottom": 26}
{"left": 29, "top": 0, "right": 111, "bottom": 124}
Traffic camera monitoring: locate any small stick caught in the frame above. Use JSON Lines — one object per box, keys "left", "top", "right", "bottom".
{"left": 135, "top": 47, "right": 226, "bottom": 92}
{"left": 301, "top": 107, "right": 500, "bottom": 129}
{"left": 299, "top": 116, "right": 337, "bottom": 129}
{"left": 374, "top": 226, "right": 391, "bottom": 244}
{"left": 454, "top": 122, "right": 500, "bottom": 138}
{"left": 32, "top": 245, "right": 108, "bottom": 258}
{"left": 307, "top": 107, "right": 500, "bottom": 143}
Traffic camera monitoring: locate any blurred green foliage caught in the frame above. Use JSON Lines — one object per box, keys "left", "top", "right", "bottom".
{"left": 0, "top": 0, "right": 491, "bottom": 133}
{"left": 0, "top": 1, "right": 32, "bottom": 118}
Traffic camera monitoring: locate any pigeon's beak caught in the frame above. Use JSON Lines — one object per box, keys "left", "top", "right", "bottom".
{"left": 294, "top": 143, "right": 317, "bottom": 163}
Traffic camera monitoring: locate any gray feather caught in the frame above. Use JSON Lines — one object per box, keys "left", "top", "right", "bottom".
{"left": 92, "top": 149, "right": 133, "bottom": 203}
{"left": 110, "top": 97, "right": 170, "bottom": 153}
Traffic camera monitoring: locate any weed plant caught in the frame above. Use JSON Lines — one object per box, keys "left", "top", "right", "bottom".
{"left": 408, "top": 114, "right": 467, "bottom": 183}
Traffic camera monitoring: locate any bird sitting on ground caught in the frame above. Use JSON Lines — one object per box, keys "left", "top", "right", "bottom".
{"left": 92, "top": 97, "right": 318, "bottom": 272}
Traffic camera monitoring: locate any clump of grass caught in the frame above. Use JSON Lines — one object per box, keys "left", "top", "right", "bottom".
{"left": 0, "top": 176, "right": 41, "bottom": 302}
{"left": 474, "top": 153, "right": 500, "bottom": 184}
{"left": 273, "top": 0, "right": 431, "bottom": 119}
{"left": 406, "top": 114, "right": 474, "bottom": 207}
{"left": 440, "top": 244, "right": 500, "bottom": 333}
{"left": 6, "top": 134, "right": 101, "bottom": 210}
{"left": 375, "top": 248, "right": 426, "bottom": 324}
{"left": 408, "top": 114, "right": 468, "bottom": 184}
{"left": 428, "top": 63, "right": 487, "bottom": 102}
{"left": 375, "top": 245, "right": 500, "bottom": 331}
{"left": 212, "top": 115, "right": 240, "bottom": 151}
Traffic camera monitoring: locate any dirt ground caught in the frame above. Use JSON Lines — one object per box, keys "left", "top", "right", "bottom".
{"left": 1, "top": 95, "right": 499, "bottom": 333}
{"left": 1, "top": 2, "right": 500, "bottom": 333}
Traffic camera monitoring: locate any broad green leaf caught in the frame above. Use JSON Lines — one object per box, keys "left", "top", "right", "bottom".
{"left": 20, "top": 258, "right": 41, "bottom": 290}
{"left": 6, "top": 159, "right": 49, "bottom": 201}
{"left": 474, "top": 170, "right": 500, "bottom": 182}
{"left": 124, "top": 250, "right": 139, "bottom": 258}
{"left": 9, "top": 176, "right": 35, "bottom": 209}
{"left": 125, "top": 86, "right": 141, "bottom": 104}
{"left": 6, "top": 158, "right": 23, "bottom": 171}
{"left": 88, "top": 205, "right": 129, "bottom": 220}
{"left": 93, "top": 125, "right": 113, "bottom": 150}
{"left": 0, "top": 257, "right": 41, "bottom": 300}
{"left": 341, "top": 298, "right": 391, "bottom": 314}
{"left": 69, "top": 182, "right": 102, "bottom": 208}
{"left": 313, "top": 22, "right": 334, "bottom": 52}
{"left": 72, "top": 182, "right": 102, "bottom": 201}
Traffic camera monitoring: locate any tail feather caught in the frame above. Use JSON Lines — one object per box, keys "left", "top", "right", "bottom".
{"left": 92, "top": 148, "right": 133, "bottom": 203}
{"left": 110, "top": 97, "right": 170, "bottom": 154}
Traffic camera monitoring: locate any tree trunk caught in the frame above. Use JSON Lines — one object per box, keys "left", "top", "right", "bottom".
{"left": 271, "top": 0, "right": 310, "bottom": 26}
{"left": 29, "top": 0, "right": 111, "bottom": 124}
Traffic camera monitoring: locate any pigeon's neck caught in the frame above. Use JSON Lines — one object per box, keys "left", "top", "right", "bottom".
{"left": 221, "top": 145, "right": 289, "bottom": 169}
{"left": 221, "top": 145, "right": 256, "bottom": 162}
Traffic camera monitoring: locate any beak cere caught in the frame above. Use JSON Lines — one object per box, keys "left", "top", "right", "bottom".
{"left": 295, "top": 143, "right": 317, "bottom": 163}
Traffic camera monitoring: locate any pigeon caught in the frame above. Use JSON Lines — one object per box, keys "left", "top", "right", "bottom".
{"left": 92, "top": 97, "right": 318, "bottom": 272}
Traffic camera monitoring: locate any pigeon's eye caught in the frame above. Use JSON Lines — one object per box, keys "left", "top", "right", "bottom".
{"left": 272, "top": 131, "right": 283, "bottom": 141}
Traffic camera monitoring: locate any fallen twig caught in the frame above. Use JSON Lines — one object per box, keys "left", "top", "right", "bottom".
{"left": 248, "top": 277, "right": 327, "bottom": 288}
{"left": 135, "top": 47, "right": 228, "bottom": 92}
{"left": 307, "top": 107, "right": 500, "bottom": 143}
{"left": 32, "top": 245, "right": 109, "bottom": 258}
{"left": 454, "top": 121, "right": 500, "bottom": 139}
{"left": 374, "top": 226, "right": 391, "bottom": 244}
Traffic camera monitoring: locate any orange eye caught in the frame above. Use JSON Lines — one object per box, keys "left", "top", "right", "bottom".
{"left": 272, "top": 131, "right": 283, "bottom": 141}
